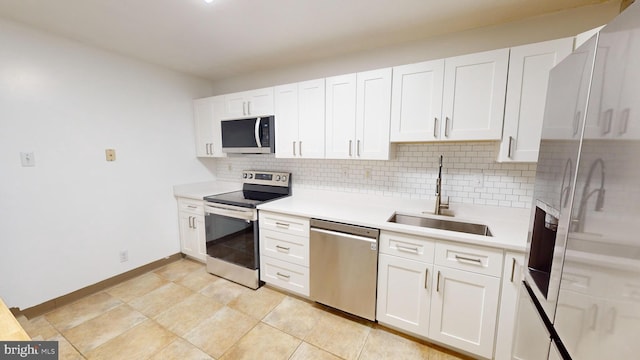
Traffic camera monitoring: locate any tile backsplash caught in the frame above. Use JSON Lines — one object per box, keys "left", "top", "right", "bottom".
{"left": 213, "top": 142, "right": 536, "bottom": 208}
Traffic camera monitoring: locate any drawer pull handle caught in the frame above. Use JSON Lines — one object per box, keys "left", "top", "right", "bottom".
{"left": 275, "top": 245, "right": 290, "bottom": 252}
{"left": 424, "top": 268, "right": 429, "bottom": 289}
{"left": 276, "top": 272, "right": 290, "bottom": 279}
{"left": 396, "top": 244, "right": 419, "bottom": 253}
{"left": 454, "top": 254, "right": 483, "bottom": 265}
{"left": 433, "top": 117, "right": 438, "bottom": 138}
{"left": 275, "top": 222, "right": 290, "bottom": 229}
{"left": 187, "top": 205, "right": 198, "bottom": 209}
{"left": 510, "top": 257, "right": 517, "bottom": 283}
{"left": 436, "top": 270, "right": 441, "bottom": 292}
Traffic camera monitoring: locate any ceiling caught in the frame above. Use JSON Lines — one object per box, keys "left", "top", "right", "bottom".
{"left": 0, "top": 0, "right": 615, "bottom": 82}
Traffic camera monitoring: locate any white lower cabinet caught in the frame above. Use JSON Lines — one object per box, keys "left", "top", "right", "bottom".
{"left": 377, "top": 231, "right": 506, "bottom": 359}
{"left": 259, "top": 211, "right": 310, "bottom": 296}
{"left": 176, "top": 198, "right": 206, "bottom": 262}
{"left": 494, "top": 252, "right": 525, "bottom": 360}
{"left": 376, "top": 254, "right": 432, "bottom": 336}
{"left": 430, "top": 265, "right": 501, "bottom": 358}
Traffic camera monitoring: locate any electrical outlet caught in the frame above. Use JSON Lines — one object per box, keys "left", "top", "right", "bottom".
{"left": 341, "top": 166, "right": 349, "bottom": 177}
{"left": 105, "top": 149, "right": 116, "bottom": 161}
{"left": 119, "top": 250, "right": 128, "bottom": 263}
{"left": 20, "top": 152, "right": 35, "bottom": 167}
{"left": 227, "top": 164, "right": 232, "bottom": 171}
{"left": 472, "top": 173, "right": 484, "bottom": 188}
{"left": 364, "top": 168, "right": 372, "bottom": 179}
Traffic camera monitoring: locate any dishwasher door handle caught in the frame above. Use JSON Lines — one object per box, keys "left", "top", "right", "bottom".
{"left": 310, "top": 227, "right": 377, "bottom": 244}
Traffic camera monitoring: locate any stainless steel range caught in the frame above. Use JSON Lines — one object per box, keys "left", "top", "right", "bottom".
{"left": 203, "top": 170, "right": 291, "bottom": 289}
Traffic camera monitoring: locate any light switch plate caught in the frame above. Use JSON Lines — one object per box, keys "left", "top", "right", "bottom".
{"left": 105, "top": 149, "right": 116, "bottom": 161}
{"left": 20, "top": 152, "right": 35, "bottom": 167}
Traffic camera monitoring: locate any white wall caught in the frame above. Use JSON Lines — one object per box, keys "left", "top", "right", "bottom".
{"left": 210, "top": 2, "right": 620, "bottom": 94}
{"left": 0, "top": 19, "right": 216, "bottom": 309}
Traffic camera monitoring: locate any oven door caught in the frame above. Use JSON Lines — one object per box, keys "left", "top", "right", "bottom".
{"left": 204, "top": 203, "right": 258, "bottom": 271}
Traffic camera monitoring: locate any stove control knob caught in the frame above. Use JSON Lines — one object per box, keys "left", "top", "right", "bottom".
{"left": 275, "top": 175, "right": 281, "bottom": 181}
{"left": 243, "top": 173, "right": 248, "bottom": 179}
{"left": 281, "top": 175, "right": 287, "bottom": 182}
{"left": 248, "top": 173, "right": 253, "bottom": 179}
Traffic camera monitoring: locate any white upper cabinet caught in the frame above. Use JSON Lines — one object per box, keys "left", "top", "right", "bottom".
{"left": 442, "top": 48, "right": 509, "bottom": 141}
{"left": 194, "top": 95, "right": 226, "bottom": 158}
{"left": 498, "top": 38, "right": 573, "bottom": 162}
{"left": 390, "top": 49, "right": 508, "bottom": 142}
{"left": 225, "top": 87, "right": 274, "bottom": 118}
{"left": 390, "top": 59, "right": 445, "bottom": 142}
{"left": 274, "top": 79, "right": 326, "bottom": 158}
{"left": 325, "top": 68, "right": 392, "bottom": 160}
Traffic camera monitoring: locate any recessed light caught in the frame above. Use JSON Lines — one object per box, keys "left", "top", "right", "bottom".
{"left": 204, "top": 0, "right": 214, "bottom": 3}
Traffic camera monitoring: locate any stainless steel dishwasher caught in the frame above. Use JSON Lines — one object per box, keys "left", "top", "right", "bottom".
{"left": 309, "top": 219, "right": 379, "bottom": 321}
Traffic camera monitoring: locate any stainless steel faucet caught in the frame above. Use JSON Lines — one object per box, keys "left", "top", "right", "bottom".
{"left": 435, "top": 155, "right": 449, "bottom": 215}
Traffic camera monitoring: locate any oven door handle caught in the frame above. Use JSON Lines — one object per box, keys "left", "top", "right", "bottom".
{"left": 205, "top": 204, "right": 255, "bottom": 221}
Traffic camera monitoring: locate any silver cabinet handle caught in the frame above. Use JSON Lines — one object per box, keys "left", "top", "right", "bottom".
{"left": 187, "top": 205, "right": 198, "bottom": 209}
{"left": 445, "top": 117, "right": 451, "bottom": 137}
{"left": 192, "top": 217, "right": 197, "bottom": 229}
{"left": 602, "top": 108, "right": 613, "bottom": 135}
{"left": 508, "top": 136, "right": 514, "bottom": 159}
{"left": 242, "top": 101, "right": 247, "bottom": 116}
{"left": 424, "top": 268, "right": 429, "bottom": 289}
{"left": 573, "top": 111, "right": 581, "bottom": 136}
{"left": 510, "top": 257, "right": 516, "bottom": 282}
{"left": 293, "top": 141, "right": 296, "bottom": 156}
{"left": 276, "top": 272, "right": 290, "bottom": 279}
{"left": 589, "top": 304, "right": 599, "bottom": 330}
{"left": 299, "top": 141, "right": 302, "bottom": 156}
{"left": 436, "top": 270, "right": 441, "bottom": 292}
{"left": 454, "top": 254, "right": 482, "bottom": 265}
{"left": 396, "top": 244, "right": 419, "bottom": 253}
{"left": 247, "top": 101, "right": 251, "bottom": 115}
{"left": 619, "top": 108, "right": 630, "bottom": 135}
{"left": 357, "top": 140, "right": 361, "bottom": 157}
{"left": 275, "top": 222, "right": 290, "bottom": 229}
{"left": 433, "top": 117, "right": 438, "bottom": 138}
{"left": 605, "top": 307, "right": 617, "bottom": 334}
{"left": 275, "top": 245, "right": 290, "bottom": 252}
{"left": 348, "top": 140, "right": 353, "bottom": 156}
{"left": 188, "top": 216, "right": 194, "bottom": 228}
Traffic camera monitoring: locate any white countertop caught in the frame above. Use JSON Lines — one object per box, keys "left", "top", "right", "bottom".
{"left": 173, "top": 180, "right": 242, "bottom": 200}
{"left": 258, "top": 189, "right": 530, "bottom": 252}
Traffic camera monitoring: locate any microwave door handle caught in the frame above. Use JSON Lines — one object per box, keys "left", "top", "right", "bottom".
{"left": 254, "top": 117, "right": 262, "bottom": 148}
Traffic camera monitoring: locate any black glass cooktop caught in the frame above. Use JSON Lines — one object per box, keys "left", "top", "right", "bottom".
{"left": 204, "top": 188, "right": 290, "bottom": 208}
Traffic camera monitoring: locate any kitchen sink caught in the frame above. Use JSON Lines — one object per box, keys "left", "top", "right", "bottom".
{"left": 388, "top": 213, "right": 492, "bottom": 237}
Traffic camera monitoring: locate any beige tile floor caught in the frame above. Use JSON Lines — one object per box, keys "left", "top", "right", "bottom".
{"left": 17, "top": 259, "right": 469, "bottom": 360}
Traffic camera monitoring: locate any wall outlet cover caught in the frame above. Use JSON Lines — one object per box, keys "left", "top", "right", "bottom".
{"left": 105, "top": 149, "right": 116, "bottom": 161}
{"left": 20, "top": 152, "right": 35, "bottom": 167}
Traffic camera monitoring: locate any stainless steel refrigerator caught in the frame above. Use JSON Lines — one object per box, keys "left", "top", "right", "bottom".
{"left": 512, "top": 2, "right": 640, "bottom": 359}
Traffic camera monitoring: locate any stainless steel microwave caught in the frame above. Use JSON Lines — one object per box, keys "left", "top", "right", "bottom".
{"left": 221, "top": 116, "right": 275, "bottom": 154}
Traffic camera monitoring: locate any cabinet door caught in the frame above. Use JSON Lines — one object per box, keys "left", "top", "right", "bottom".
{"left": 356, "top": 68, "right": 392, "bottom": 160}
{"left": 390, "top": 59, "right": 445, "bottom": 142}
{"left": 194, "top": 98, "right": 215, "bottom": 157}
{"left": 297, "top": 79, "right": 326, "bottom": 158}
{"left": 498, "top": 38, "right": 573, "bottom": 162}
{"left": 225, "top": 92, "right": 247, "bottom": 118}
{"left": 193, "top": 214, "right": 206, "bottom": 262}
{"left": 179, "top": 213, "right": 198, "bottom": 259}
{"left": 274, "top": 83, "right": 299, "bottom": 158}
{"left": 209, "top": 95, "right": 226, "bottom": 157}
{"left": 442, "top": 48, "right": 509, "bottom": 140}
{"left": 430, "top": 266, "right": 500, "bottom": 358}
{"left": 325, "top": 73, "right": 357, "bottom": 159}
{"left": 246, "top": 87, "right": 274, "bottom": 116}
{"left": 377, "top": 254, "right": 432, "bottom": 336}
{"left": 494, "top": 252, "right": 525, "bottom": 360}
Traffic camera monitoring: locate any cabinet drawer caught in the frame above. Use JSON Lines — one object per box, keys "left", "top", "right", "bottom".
{"left": 259, "top": 211, "right": 310, "bottom": 237}
{"left": 177, "top": 198, "right": 204, "bottom": 215}
{"left": 379, "top": 231, "right": 435, "bottom": 263}
{"left": 260, "top": 229, "right": 308, "bottom": 266}
{"left": 435, "top": 241, "right": 503, "bottom": 277}
{"left": 261, "top": 256, "right": 309, "bottom": 297}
